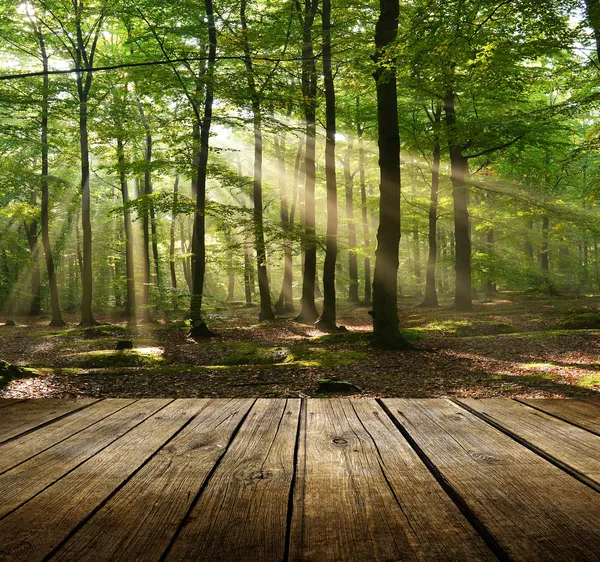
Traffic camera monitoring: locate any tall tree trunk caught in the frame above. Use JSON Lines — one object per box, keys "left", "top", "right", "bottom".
{"left": 244, "top": 242, "right": 254, "bottom": 305}
{"left": 371, "top": 0, "right": 409, "bottom": 349}
{"left": 344, "top": 135, "right": 360, "bottom": 304}
{"left": 240, "top": 0, "right": 274, "bottom": 322}
{"left": 358, "top": 120, "right": 372, "bottom": 306}
{"left": 170, "top": 175, "right": 179, "bottom": 312}
{"left": 274, "top": 134, "right": 295, "bottom": 314}
{"left": 74, "top": 4, "right": 101, "bottom": 326}
{"left": 180, "top": 219, "right": 192, "bottom": 291}
{"left": 140, "top": 176, "right": 153, "bottom": 322}
{"left": 189, "top": 0, "right": 217, "bottom": 338}
{"left": 316, "top": 0, "right": 338, "bottom": 332}
{"left": 444, "top": 89, "right": 472, "bottom": 311}
{"left": 421, "top": 105, "right": 441, "bottom": 307}
{"left": 295, "top": 0, "right": 319, "bottom": 324}
{"left": 117, "top": 136, "right": 136, "bottom": 319}
{"left": 34, "top": 22, "right": 65, "bottom": 326}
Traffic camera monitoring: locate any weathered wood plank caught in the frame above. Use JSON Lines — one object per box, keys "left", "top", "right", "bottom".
{"left": 0, "top": 399, "right": 25, "bottom": 409}
{"left": 459, "top": 398, "right": 600, "bottom": 488}
{"left": 0, "top": 399, "right": 98, "bottom": 443}
{"left": 519, "top": 398, "right": 600, "bottom": 435}
{"left": 165, "top": 399, "right": 300, "bottom": 562}
{"left": 0, "top": 399, "right": 164, "bottom": 519}
{"left": 291, "top": 399, "right": 492, "bottom": 562}
{"left": 0, "top": 399, "right": 204, "bottom": 562}
{"left": 51, "top": 399, "right": 254, "bottom": 562}
{"left": 383, "top": 398, "right": 600, "bottom": 561}
{"left": 0, "top": 399, "right": 135, "bottom": 475}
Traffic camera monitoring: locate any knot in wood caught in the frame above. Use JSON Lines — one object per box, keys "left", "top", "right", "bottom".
{"left": 332, "top": 437, "right": 348, "bottom": 445}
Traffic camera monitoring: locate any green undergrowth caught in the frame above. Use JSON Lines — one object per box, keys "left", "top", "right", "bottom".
{"left": 420, "top": 320, "right": 519, "bottom": 337}
{"left": 578, "top": 373, "right": 600, "bottom": 389}
{"left": 556, "top": 313, "right": 600, "bottom": 330}
{"left": 314, "top": 328, "right": 424, "bottom": 345}
{"left": 29, "top": 324, "right": 131, "bottom": 338}
{"left": 0, "top": 359, "right": 38, "bottom": 386}
{"left": 66, "top": 348, "right": 166, "bottom": 368}
{"left": 463, "top": 329, "right": 597, "bottom": 341}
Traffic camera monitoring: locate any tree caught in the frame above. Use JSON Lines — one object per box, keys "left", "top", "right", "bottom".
{"left": 371, "top": 0, "right": 410, "bottom": 349}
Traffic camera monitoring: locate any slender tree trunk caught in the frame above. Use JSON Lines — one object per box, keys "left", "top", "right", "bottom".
{"left": 444, "top": 89, "right": 472, "bottom": 311}
{"left": 316, "top": 0, "right": 338, "bottom": 332}
{"left": 344, "top": 135, "right": 360, "bottom": 304}
{"left": 295, "top": 0, "right": 319, "bottom": 324}
{"left": 78, "top": 96, "right": 96, "bottom": 325}
{"left": 139, "top": 176, "right": 153, "bottom": 322}
{"left": 116, "top": 136, "right": 136, "bottom": 319}
{"left": 274, "top": 135, "right": 295, "bottom": 314}
{"left": 421, "top": 106, "right": 441, "bottom": 307}
{"left": 34, "top": 24, "right": 65, "bottom": 326}
{"left": 180, "top": 219, "right": 192, "bottom": 291}
{"left": 240, "top": 0, "right": 274, "bottom": 322}
{"left": 358, "top": 122, "right": 372, "bottom": 306}
{"left": 170, "top": 175, "right": 179, "bottom": 311}
{"left": 189, "top": 0, "right": 217, "bottom": 338}
{"left": 371, "top": 0, "right": 409, "bottom": 349}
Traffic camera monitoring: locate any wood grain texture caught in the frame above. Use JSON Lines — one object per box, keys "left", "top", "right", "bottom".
{"left": 290, "top": 399, "right": 490, "bottom": 562}
{"left": 0, "top": 399, "right": 135, "bottom": 474}
{"left": 52, "top": 399, "right": 253, "bottom": 562}
{"left": 0, "top": 399, "right": 202, "bottom": 562}
{"left": 459, "top": 398, "right": 600, "bottom": 487}
{"left": 519, "top": 398, "right": 600, "bottom": 434}
{"left": 0, "top": 399, "right": 160, "bottom": 519}
{"left": 0, "top": 399, "right": 97, "bottom": 443}
{"left": 0, "top": 399, "right": 24, "bottom": 409}
{"left": 384, "top": 398, "right": 600, "bottom": 561}
{"left": 165, "top": 399, "right": 300, "bottom": 562}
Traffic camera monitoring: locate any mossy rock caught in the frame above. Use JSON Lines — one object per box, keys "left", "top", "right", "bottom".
{"left": 315, "top": 378, "right": 361, "bottom": 394}
{"left": 556, "top": 313, "right": 600, "bottom": 330}
{"left": 0, "top": 359, "right": 38, "bottom": 386}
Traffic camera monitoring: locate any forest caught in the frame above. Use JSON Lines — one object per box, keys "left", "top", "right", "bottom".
{"left": 0, "top": 0, "right": 600, "bottom": 399}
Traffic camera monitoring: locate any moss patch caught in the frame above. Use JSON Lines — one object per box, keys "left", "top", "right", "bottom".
{"left": 556, "top": 313, "right": 600, "bottom": 330}
{"left": 0, "top": 359, "right": 38, "bottom": 386}
{"left": 315, "top": 378, "right": 361, "bottom": 394}
{"left": 218, "top": 343, "right": 290, "bottom": 366}
{"left": 577, "top": 373, "right": 600, "bottom": 389}
{"left": 66, "top": 348, "right": 166, "bottom": 368}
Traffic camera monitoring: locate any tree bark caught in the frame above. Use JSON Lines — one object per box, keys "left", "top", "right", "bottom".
{"left": 26, "top": 215, "right": 41, "bottom": 316}
{"left": 315, "top": 0, "right": 339, "bottom": 332}
{"left": 117, "top": 136, "right": 136, "bottom": 319}
{"left": 295, "top": 0, "right": 319, "bottom": 324}
{"left": 189, "top": 0, "right": 218, "bottom": 338}
{"left": 585, "top": 0, "right": 600, "bottom": 61}
{"left": 444, "top": 89, "right": 472, "bottom": 311}
{"left": 371, "top": 0, "right": 410, "bottom": 349}
{"left": 240, "top": 0, "right": 274, "bottom": 322}
{"left": 33, "top": 19, "right": 65, "bottom": 326}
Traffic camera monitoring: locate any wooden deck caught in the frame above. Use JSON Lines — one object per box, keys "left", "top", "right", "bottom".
{"left": 0, "top": 398, "right": 599, "bottom": 561}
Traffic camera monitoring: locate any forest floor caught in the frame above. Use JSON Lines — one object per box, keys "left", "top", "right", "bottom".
{"left": 1, "top": 291, "right": 599, "bottom": 399}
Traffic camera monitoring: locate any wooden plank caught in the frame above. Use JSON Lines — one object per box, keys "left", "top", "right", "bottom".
{"left": 459, "top": 398, "right": 600, "bottom": 488}
{"left": 289, "top": 399, "right": 492, "bottom": 562}
{"left": 0, "top": 399, "right": 204, "bottom": 562}
{"left": 519, "top": 398, "right": 600, "bottom": 435}
{"left": 165, "top": 399, "right": 300, "bottom": 562}
{"left": 0, "top": 399, "right": 98, "bottom": 443}
{"left": 0, "top": 399, "right": 135, "bottom": 474}
{"left": 52, "top": 399, "right": 254, "bottom": 562}
{"left": 0, "top": 399, "right": 166, "bottom": 518}
{"left": 0, "top": 399, "right": 25, "bottom": 409}
{"left": 383, "top": 398, "right": 600, "bottom": 561}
